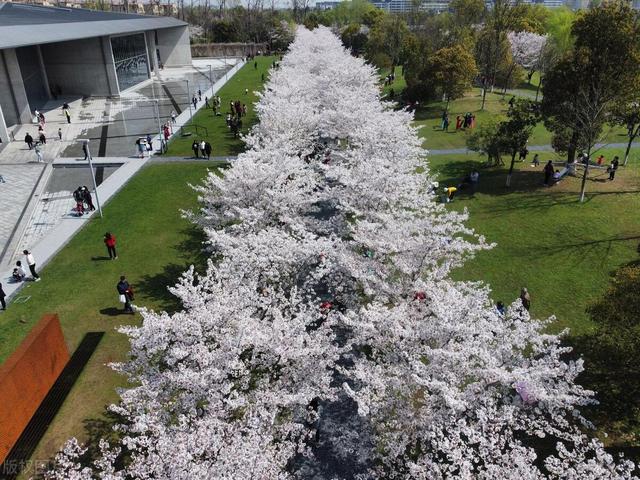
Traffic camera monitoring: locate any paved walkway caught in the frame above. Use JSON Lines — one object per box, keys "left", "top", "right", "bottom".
{"left": 428, "top": 141, "right": 640, "bottom": 156}
{"left": 0, "top": 59, "right": 247, "bottom": 302}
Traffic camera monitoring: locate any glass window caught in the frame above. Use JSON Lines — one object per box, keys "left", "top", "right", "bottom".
{"left": 111, "top": 33, "right": 149, "bottom": 92}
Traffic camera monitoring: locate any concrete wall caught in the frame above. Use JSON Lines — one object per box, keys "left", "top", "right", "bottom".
{"left": 156, "top": 26, "right": 191, "bottom": 67}
{"left": 145, "top": 30, "right": 159, "bottom": 74}
{"left": 0, "top": 48, "right": 33, "bottom": 127}
{"left": 191, "top": 42, "right": 268, "bottom": 58}
{"left": 41, "top": 36, "right": 118, "bottom": 97}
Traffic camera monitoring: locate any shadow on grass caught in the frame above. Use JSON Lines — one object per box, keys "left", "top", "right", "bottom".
{"left": 31, "top": 405, "right": 127, "bottom": 478}
{"left": 99, "top": 307, "right": 129, "bottom": 316}
{"left": 134, "top": 226, "right": 209, "bottom": 313}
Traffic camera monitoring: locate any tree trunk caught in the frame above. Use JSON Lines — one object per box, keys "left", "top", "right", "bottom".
{"left": 623, "top": 124, "right": 639, "bottom": 166}
{"left": 579, "top": 146, "right": 591, "bottom": 203}
{"left": 481, "top": 86, "right": 487, "bottom": 111}
{"left": 506, "top": 151, "right": 517, "bottom": 187}
{"left": 535, "top": 77, "right": 542, "bottom": 102}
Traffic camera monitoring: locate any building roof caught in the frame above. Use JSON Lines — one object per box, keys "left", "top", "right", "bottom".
{"left": 0, "top": 2, "right": 186, "bottom": 49}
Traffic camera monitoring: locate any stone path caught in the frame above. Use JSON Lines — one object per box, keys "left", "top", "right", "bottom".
{"left": 428, "top": 141, "right": 639, "bottom": 155}
{"left": 0, "top": 59, "right": 247, "bottom": 302}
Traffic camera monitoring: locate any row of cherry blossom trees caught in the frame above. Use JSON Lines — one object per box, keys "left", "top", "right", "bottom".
{"left": 47, "top": 27, "right": 637, "bottom": 479}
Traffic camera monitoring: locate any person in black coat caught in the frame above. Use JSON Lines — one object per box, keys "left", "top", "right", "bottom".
{"left": 543, "top": 160, "right": 555, "bottom": 186}
{"left": 117, "top": 275, "right": 134, "bottom": 313}
{"left": 0, "top": 282, "right": 6, "bottom": 310}
{"left": 24, "top": 133, "right": 34, "bottom": 149}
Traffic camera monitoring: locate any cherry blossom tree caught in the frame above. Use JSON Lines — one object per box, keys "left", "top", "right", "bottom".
{"left": 46, "top": 26, "right": 637, "bottom": 480}
{"left": 508, "top": 30, "right": 547, "bottom": 83}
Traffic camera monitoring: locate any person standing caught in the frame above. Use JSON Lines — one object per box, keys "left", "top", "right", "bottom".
{"left": 34, "top": 142, "right": 43, "bottom": 163}
{"left": 39, "top": 131, "right": 46, "bottom": 145}
{"left": 443, "top": 114, "right": 450, "bottom": 131}
{"left": 205, "top": 96, "right": 210, "bottom": 108}
{"left": 609, "top": 156, "right": 619, "bottom": 181}
{"left": 204, "top": 141, "right": 212, "bottom": 160}
{"left": 117, "top": 275, "right": 134, "bottom": 314}
{"left": 58, "top": 127, "right": 62, "bottom": 140}
{"left": 24, "top": 132, "right": 34, "bottom": 149}
{"left": 0, "top": 282, "right": 5, "bottom": 310}
{"left": 63, "top": 106, "right": 71, "bottom": 124}
{"left": 170, "top": 110, "right": 177, "bottom": 124}
{"left": 197, "top": 89, "right": 202, "bottom": 102}
{"left": 520, "top": 288, "right": 531, "bottom": 311}
{"left": 82, "top": 186, "right": 95, "bottom": 211}
{"left": 82, "top": 141, "right": 89, "bottom": 160}
{"left": 104, "top": 232, "right": 117, "bottom": 259}
{"left": 23, "top": 250, "right": 40, "bottom": 281}
{"left": 543, "top": 160, "right": 554, "bottom": 186}
{"left": 200, "top": 140, "right": 206, "bottom": 158}
{"left": 192, "top": 140, "right": 199, "bottom": 158}
{"left": 469, "top": 169, "right": 479, "bottom": 195}
{"left": 146, "top": 134, "right": 153, "bottom": 153}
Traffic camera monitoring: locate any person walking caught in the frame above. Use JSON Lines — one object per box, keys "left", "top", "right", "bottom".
{"left": 609, "top": 156, "right": 619, "bottom": 181}
{"left": 200, "top": 140, "right": 206, "bottom": 158}
{"left": 63, "top": 106, "right": 71, "bottom": 124}
{"left": 532, "top": 153, "right": 540, "bottom": 167}
{"left": 520, "top": 288, "right": 531, "bottom": 311}
{"left": 23, "top": 250, "right": 40, "bottom": 281}
{"left": 58, "top": 127, "right": 62, "bottom": 140}
{"left": 34, "top": 142, "right": 43, "bottom": 163}
{"left": 117, "top": 275, "right": 134, "bottom": 314}
{"left": 543, "top": 160, "right": 554, "bottom": 186}
{"left": 39, "top": 131, "right": 46, "bottom": 145}
{"left": 24, "top": 132, "right": 34, "bottom": 149}
{"left": 104, "top": 232, "right": 117, "bottom": 259}
{"left": 82, "top": 141, "right": 89, "bottom": 160}
{"left": 170, "top": 110, "right": 177, "bottom": 124}
{"left": 204, "top": 141, "right": 212, "bottom": 160}
{"left": 0, "top": 282, "right": 5, "bottom": 311}
{"left": 192, "top": 140, "right": 199, "bottom": 158}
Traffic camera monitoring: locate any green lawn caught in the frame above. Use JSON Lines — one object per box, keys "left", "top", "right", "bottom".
{"left": 415, "top": 91, "right": 630, "bottom": 151}
{"left": 428, "top": 148, "right": 640, "bottom": 444}
{"left": 1, "top": 163, "right": 217, "bottom": 478}
{"left": 166, "top": 55, "right": 276, "bottom": 157}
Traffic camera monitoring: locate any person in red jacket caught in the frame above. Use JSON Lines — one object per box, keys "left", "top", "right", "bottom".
{"left": 104, "top": 232, "right": 117, "bottom": 260}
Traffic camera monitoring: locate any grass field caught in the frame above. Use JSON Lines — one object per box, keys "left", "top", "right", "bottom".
{"left": 427, "top": 148, "right": 640, "bottom": 445}
{"left": 166, "top": 55, "right": 276, "bottom": 157}
{"left": 1, "top": 163, "right": 218, "bottom": 478}
{"left": 3, "top": 59, "right": 639, "bottom": 475}
{"left": 415, "top": 91, "right": 631, "bottom": 151}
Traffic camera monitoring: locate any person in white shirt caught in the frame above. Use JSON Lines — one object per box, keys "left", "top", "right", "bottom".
{"left": 23, "top": 250, "right": 40, "bottom": 281}
{"left": 13, "top": 261, "right": 27, "bottom": 281}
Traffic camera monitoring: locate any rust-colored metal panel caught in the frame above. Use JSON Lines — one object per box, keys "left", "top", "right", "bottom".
{"left": 0, "top": 314, "right": 69, "bottom": 463}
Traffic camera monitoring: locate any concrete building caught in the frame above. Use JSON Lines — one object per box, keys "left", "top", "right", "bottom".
{"left": 0, "top": 2, "right": 190, "bottom": 144}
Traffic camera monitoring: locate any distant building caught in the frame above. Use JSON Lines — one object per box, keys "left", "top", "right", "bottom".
{"left": 0, "top": 2, "right": 190, "bottom": 143}
{"left": 316, "top": 1, "right": 341, "bottom": 9}
{"left": 368, "top": 0, "right": 461, "bottom": 13}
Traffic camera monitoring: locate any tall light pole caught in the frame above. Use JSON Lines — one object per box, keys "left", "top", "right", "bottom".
{"left": 184, "top": 78, "right": 192, "bottom": 122}
{"left": 152, "top": 98, "right": 163, "bottom": 153}
{"left": 208, "top": 64, "right": 213, "bottom": 91}
{"left": 79, "top": 139, "right": 103, "bottom": 218}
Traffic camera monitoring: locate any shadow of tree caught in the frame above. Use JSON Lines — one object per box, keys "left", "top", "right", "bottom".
{"left": 134, "top": 226, "right": 209, "bottom": 314}
{"left": 562, "top": 260, "right": 640, "bottom": 460}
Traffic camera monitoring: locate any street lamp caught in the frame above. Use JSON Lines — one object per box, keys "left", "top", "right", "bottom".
{"left": 77, "top": 139, "right": 103, "bottom": 218}
{"left": 151, "top": 98, "right": 163, "bottom": 153}
{"left": 184, "top": 78, "right": 192, "bottom": 122}
{"left": 208, "top": 64, "right": 213, "bottom": 91}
